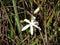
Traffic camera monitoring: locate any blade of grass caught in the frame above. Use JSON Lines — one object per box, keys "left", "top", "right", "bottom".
{"left": 9, "top": 14, "right": 14, "bottom": 39}
{"left": 22, "top": 0, "right": 26, "bottom": 18}
{"left": 12, "top": 0, "right": 23, "bottom": 43}
{"left": 46, "top": 11, "right": 55, "bottom": 27}
{"left": 1, "top": 0, "right": 15, "bottom": 43}
{"left": 43, "top": 5, "right": 48, "bottom": 45}
{"left": 46, "top": 2, "right": 59, "bottom": 27}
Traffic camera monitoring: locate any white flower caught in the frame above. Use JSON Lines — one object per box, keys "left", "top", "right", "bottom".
{"left": 21, "top": 16, "right": 41, "bottom": 35}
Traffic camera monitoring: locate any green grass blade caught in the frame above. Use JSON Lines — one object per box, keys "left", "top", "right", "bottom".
{"left": 1, "top": 0, "right": 14, "bottom": 40}
{"left": 46, "top": 11, "right": 55, "bottom": 27}
{"left": 12, "top": 0, "right": 23, "bottom": 42}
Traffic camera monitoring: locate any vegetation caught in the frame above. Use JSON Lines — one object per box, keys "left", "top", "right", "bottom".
{"left": 0, "top": 0, "right": 60, "bottom": 45}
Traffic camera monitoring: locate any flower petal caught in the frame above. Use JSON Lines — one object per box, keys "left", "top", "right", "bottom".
{"left": 34, "top": 22, "right": 39, "bottom": 25}
{"left": 24, "top": 19, "right": 30, "bottom": 23}
{"left": 33, "top": 25, "right": 41, "bottom": 30}
{"left": 30, "top": 25, "right": 33, "bottom": 35}
{"left": 31, "top": 16, "right": 36, "bottom": 23}
{"left": 34, "top": 7, "right": 40, "bottom": 14}
{"left": 22, "top": 24, "right": 30, "bottom": 31}
{"left": 31, "top": 16, "right": 36, "bottom": 22}
{"left": 32, "top": 16, "right": 36, "bottom": 20}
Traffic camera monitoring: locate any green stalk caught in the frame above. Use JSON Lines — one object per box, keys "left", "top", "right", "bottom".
{"left": 46, "top": 11, "right": 55, "bottom": 27}
{"left": 12, "top": 0, "right": 23, "bottom": 43}
{"left": 43, "top": 5, "right": 48, "bottom": 45}
{"left": 1, "top": 1, "right": 14, "bottom": 43}
{"left": 22, "top": 0, "right": 26, "bottom": 18}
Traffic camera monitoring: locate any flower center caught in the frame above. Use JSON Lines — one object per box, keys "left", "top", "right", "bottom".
{"left": 30, "top": 22, "right": 34, "bottom": 26}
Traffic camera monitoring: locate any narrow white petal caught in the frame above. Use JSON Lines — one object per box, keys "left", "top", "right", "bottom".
{"left": 22, "top": 24, "right": 30, "bottom": 31}
{"left": 33, "top": 25, "right": 41, "bottom": 30}
{"left": 24, "top": 19, "right": 30, "bottom": 23}
{"left": 34, "top": 7, "right": 40, "bottom": 14}
{"left": 34, "top": 22, "right": 39, "bottom": 25}
{"left": 31, "top": 16, "right": 36, "bottom": 22}
{"left": 32, "top": 16, "right": 36, "bottom": 20}
{"left": 30, "top": 25, "right": 33, "bottom": 35}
